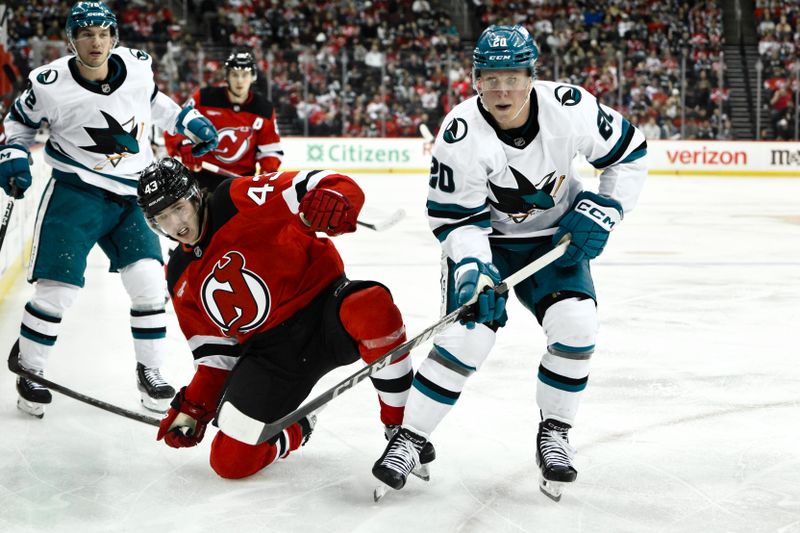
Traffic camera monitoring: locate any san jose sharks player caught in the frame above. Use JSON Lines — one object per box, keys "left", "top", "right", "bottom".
{"left": 0, "top": 1, "right": 219, "bottom": 418}
{"left": 373, "top": 24, "right": 647, "bottom": 501}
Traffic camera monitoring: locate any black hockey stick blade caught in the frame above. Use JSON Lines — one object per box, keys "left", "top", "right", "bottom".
{"left": 0, "top": 187, "right": 18, "bottom": 253}
{"left": 7, "top": 344, "right": 161, "bottom": 427}
{"left": 356, "top": 209, "right": 406, "bottom": 231}
{"left": 217, "top": 239, "right": 569, "bottom": 445}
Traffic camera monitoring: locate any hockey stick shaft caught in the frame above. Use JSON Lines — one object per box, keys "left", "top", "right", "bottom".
{"left": 0, "top": 186, "right": 18, "bottom": 253}
{"left": 7, "top": 349, "right": 160, "bottom": 427}
{"left": 223, "top": 239, "right": 569, "bottom": 445}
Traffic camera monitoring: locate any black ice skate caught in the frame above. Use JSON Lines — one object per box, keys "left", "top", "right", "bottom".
{"left": 384, "top": 424, "right": 436, "bottom": 481}
{"left": 536, "top": 418, "right": 578, "bottom": 502}
{"left": 372, "top": 427, "right": 430, "bottom": 500}
{"left": 9, "top": 341, "right": 52, "bottom": 418}
{"left": 136, "top": 363, "right": 175, "bottom": 413}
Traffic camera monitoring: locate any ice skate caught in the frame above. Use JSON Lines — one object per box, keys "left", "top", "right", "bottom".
{"left": 536, "top": 418, "right": 577, "bottom": 502}
{"left": 384, "top": 424, "right": 436, "bottom": 481}
{"left": 136, "top": 363, "right": 175, "bottom": 413}
{"left": 16, "top": 372, "right": 53, "bottom": 419}
{"left": 372, "top": 427, "right": 430, "bottom": 501}
{"left": 9, "top": 340, "right": 52, "bottom": 418}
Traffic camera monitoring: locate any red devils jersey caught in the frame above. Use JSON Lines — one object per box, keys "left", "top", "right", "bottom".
{"left": 164, "top": 86, "right": 283, "bottom": 176}
{"left": 167, "top": 170, "right": 364, "bottom": 376}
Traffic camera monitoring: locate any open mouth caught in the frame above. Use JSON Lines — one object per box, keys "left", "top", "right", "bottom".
{"left": 496, "top": 103, "right": 512, "bottom": 111}
{"left": 177, "top": 227, "right": 190, "bottom": 237}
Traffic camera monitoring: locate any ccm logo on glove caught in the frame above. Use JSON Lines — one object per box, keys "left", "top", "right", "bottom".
{"left": 574, "top": 198, "right": 622, "bottom": 232}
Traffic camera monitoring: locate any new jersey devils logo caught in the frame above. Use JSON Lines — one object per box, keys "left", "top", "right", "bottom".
{"left": 214, "top": 127, "right": 252, "bottom": 164}
{"left": 201, "top": 251, "right": 270, "bottom": 336}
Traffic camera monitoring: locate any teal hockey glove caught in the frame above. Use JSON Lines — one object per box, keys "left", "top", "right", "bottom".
{"left": 552, "top": 191, "right": 622, "bottom": 267}
{"left": 0, "top": 144, "right": 32, "bottom": 198}
{"left": 455, "top": 258, "right": 507, "bottom": 329}
{"left": 175, "top": 107, "right": 219, "bottom": 156}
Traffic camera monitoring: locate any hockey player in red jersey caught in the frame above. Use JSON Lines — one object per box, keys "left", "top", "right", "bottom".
{"left": 164, "top": 50, "right": 283, "bottom": 190}
{"left": 137, "top": 158, "right": 429, "bottom": 479}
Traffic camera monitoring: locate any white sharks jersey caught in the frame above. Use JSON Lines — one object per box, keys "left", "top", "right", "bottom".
{"left": 3, "top": 47, "right": 183, "bottom": 196}
{"left": 427, "top": 80, "right": 648, "bottom": 264}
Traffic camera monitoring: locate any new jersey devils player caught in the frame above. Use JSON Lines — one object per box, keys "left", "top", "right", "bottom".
{"left": 164, "top": 50, "right": 283, "bottom": 190}
{"left": 137, "top": 158, "right": 426, "bottom": 479}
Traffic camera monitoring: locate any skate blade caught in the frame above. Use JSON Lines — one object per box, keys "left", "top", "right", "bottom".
{"left": 17, "top": 398, "right": 45, "bottom": 418}
{"left": 373, "top": 484, "right": 389, "bottom": 502}
{"left": 411, "top": 463, "right": 430, "bottom": 482}
{"left": 539, "top": 478, "right": 567, "bottom": 502}
{"left": 140, "top": 394, "right": 170, "bottom": 413}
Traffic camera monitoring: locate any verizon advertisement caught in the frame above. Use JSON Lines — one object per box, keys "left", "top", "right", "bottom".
{"left": 638, "top": 140, "right": 800, "bottom": 177}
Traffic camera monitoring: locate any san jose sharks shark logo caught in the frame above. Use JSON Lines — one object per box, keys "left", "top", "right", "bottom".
{"left": 80, "top": 111, "right": 143, "bottom": 169}
{"left": 488, "top": 166, "right": 566, "bottom": 223}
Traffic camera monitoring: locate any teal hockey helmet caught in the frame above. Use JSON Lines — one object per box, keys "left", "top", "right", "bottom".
{"left": 66, "top": 2, "right": 118, "bottom": 42}
{"left": 472, "top": 25, "right": 539, "bottom": 79}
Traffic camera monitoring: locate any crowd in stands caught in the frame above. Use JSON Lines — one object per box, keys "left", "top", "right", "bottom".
{"left": 755, "top": 0, "right": 799, "bottom": 140}
{"left": 2, "top": 0, "right": 797, "bottom": 140}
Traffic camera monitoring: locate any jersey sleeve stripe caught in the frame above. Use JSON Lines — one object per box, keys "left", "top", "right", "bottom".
{"left": 432, "top": 212, "right": 492, "bottom": 242}
{"left": 11, "top": 101, "right": 43, "bottom": 129}
{"left": 150, "top": 84, "right": 159, "bottom": 102}
{"left": 590, "top": 118, "right": 635, "bottom": 169}
{"left": 257, "top": 142, "right": 283, "bottom": 153}
{"left": 620, "top": 140, "right": 648, "bottom": 163}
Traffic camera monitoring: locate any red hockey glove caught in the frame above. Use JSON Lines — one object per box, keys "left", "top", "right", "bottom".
{"left": 157, "top": 387, "right": 216, "bottom": 448}
{"left": 178, "top": 141, "right": 203, "bottom": 172}
{"left": 298, "top": 188, "right": 357, "bottom": 235}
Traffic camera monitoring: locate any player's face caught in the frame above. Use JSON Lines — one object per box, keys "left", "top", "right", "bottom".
{"left": 153, "top": 197, "right": 202, "bottom": 245}
{"left": 73, "top": 26, "right": 114, "bottom": 68}
{"left": 476, "top": 69, "right": 533, "bottom": 129}
{"left": 227, "top": 69, "right": 254, "bottom": 98}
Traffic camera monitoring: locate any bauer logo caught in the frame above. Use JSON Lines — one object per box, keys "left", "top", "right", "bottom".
{"left": 554, "top": 85, "right": 581, "bottom": 106}
{"left": 36, "top": 69, "right": 58, "bottom": 85}
{"left": 443, "top": 118, "right": 468, "bottom": 144}
{"left": 201, "top": 251, "right": 270, "bottom": 336}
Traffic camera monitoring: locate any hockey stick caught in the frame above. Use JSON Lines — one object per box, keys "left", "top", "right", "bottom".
{"left": 193, "top": 160, "right": 405, "bottom": 232}
{"left": 419, "top": 124, "right": 435, "bottom": 142}
{"left": 217, "top": 239, "right": 570, "bottom": 445}
{"left": 0, "top": 185, "right": 18, "bottom": 253}
{"left": 7, "top": 345, "right": 160, "bottom": 427}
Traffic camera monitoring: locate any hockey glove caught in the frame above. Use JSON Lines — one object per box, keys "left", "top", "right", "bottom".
{"left": 157, "top": 387, "right": 215, "bottom": 448}
{"left": 175, "top": 107, "right": 219, "bottom": 157}
{"left": 455, "top": 258, "right": 507, "bottom": 329}
{"left": 552, "top": 191, "right": 622, "bottom": 267}
{"left": 299, "top": 188, "right": 357, "bottom": 235}
{"left": 178, "top": 140, "right": 203, "bottom": 172}
{"left": 0, "top": 144, "right": 32, "bottom": 199}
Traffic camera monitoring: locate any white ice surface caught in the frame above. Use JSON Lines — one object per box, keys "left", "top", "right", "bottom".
{"left": 0, "top": 173, "right": 798, "bottom": 533}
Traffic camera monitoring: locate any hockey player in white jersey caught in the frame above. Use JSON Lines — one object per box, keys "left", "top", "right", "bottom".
{"left": 0, "top": 1, "right": 219, "bottom": 417}
{"left": 373, "top": 24, "right": 647, "bottom": 501}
